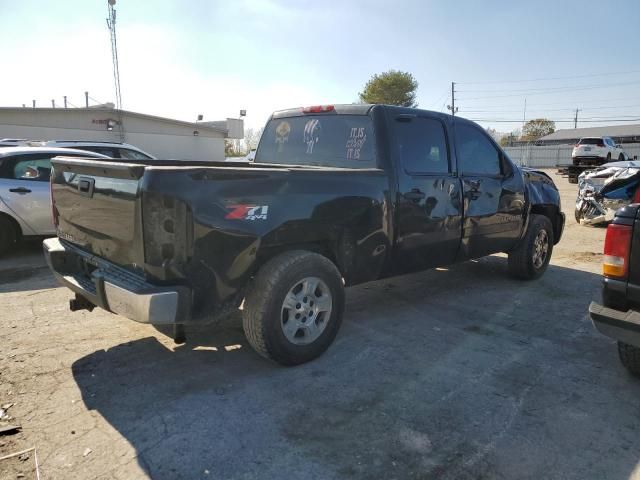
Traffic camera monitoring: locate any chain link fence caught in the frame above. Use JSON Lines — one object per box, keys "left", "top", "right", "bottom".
{"left": 503, "top": 143, "right": 640, "bottom": 168}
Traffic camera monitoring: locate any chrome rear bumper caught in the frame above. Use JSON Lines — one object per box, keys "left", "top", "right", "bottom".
{"left": 43, "top": 237, "right": 190, "bottom": 324}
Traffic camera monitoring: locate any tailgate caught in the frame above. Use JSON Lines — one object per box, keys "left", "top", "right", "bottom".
{"left": 51, "top": 158, "right": 146, "bottom": 269}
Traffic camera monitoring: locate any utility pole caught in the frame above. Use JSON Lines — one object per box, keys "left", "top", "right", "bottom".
{"left": 447, "top": 82, "right": 458, "bottom": 116}
{"left": 32, "top": 100, "right": 36, "bottom": 108}
{"left": 522, "top": 98, "right": 527, "bottom": 131}
{"left": 107, "top": 0, "right": 123, "bottom": 111}
{"left": 51, "top": 99, "right": 55, "bottom": 108}
{"left": 85, "top": 91, "right": 89, "bottom": 108}
{"left": 64, "top": 96, "right": 68, "bottom": 108}
{"left": 106, "top": 0, "right": 125, "bottom": 141}
{"left": 574, "top": 108, "right": 580, "bottom": 129}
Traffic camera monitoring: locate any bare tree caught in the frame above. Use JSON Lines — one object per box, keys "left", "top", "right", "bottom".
{"left": 244, "top": 127, "right": 264, "bottom": 153}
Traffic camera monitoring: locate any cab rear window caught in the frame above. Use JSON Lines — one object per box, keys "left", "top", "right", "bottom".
{"left": 255, "top": 115, "right": 376, "bottom": 168}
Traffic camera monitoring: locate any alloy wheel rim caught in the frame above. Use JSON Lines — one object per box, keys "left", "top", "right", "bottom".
{"left": 281, "top": 277, "right": 332, "bottom": 345}
{"left": 532, "top": 230, "right": 549, "bottom": 268}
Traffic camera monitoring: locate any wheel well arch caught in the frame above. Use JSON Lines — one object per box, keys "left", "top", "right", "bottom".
{"left": 530, "top": 203, "right": 562, "bottom": 244}
{"left": 256, "top": 240, "right": 341, "bottom": 275}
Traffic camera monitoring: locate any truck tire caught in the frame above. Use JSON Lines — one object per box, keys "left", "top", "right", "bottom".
{"left": 0, "top": 216, "right": 18, "bottom": 256}
{"left": 507, "top": 214, "right": 553, "bottom": 280}
{"left": 618, "top": 341, "right": 640, "bottom": 376}
{"left": 243, "top": 250, "right": 345, "bottom": 366}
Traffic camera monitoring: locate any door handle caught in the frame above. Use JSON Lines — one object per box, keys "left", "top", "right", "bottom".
{"left": 403, "top": 189, "right": 426, "bottom": 202}
{"left": 9, "top": 187, "right": 31, "bottom": 194}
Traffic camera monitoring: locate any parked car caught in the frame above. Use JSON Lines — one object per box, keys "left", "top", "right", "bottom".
{"left": 572, "top": 137, "right": 625, "bottom": 166}
{"left": 590, "top": 205, "right": 640, "bottom": 376}
{"left": 36, "top": 141, "right": 156, "bottom": 160}
{"left": 44, "top": 104, "right": 565, "bottom": 365}
{"left": 0, "top": 147, "right": 108, "bottom": 254}
{"left": 0, "top": 138, "right": 28, "bottom": 147}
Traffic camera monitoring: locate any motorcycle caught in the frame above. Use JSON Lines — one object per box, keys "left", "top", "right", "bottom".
{"left": 575, "top": 161, "right": 640, "bottom": 225}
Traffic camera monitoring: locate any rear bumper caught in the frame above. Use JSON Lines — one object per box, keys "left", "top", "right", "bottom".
{"left": 43, "top": 237, "right": 191, "bottom": 324}
{"left": 589, "top": 301, "right": 640, "bottom": 348}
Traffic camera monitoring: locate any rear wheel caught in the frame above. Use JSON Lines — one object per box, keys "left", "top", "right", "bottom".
{"left": 618, "top": 342, "right": 640, "bottom": 376}
{"left": 619, "top": 154, "right": 625, "bottom": 162}
{"left": 606, "top": 152, "right": 612, "bottom": 163}
{"left": 243, "top": 250, "right": 345, "bottom": 366}
{"left": 0, "top": 216, "right": 18, "bottom": 256}
{"left": 508, "top": 214, "right": 554, "bottom": 280}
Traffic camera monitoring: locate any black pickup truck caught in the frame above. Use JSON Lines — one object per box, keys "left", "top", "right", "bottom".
{"left": 590, "top": 205, "right": 640, "bottom": 376}
{"left": 44, "top": 104, "right": 565, "bottom": 365}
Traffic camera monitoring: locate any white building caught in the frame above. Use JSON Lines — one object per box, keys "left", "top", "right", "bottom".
{"left": 0, "top": 107, "right": 243, "bottom": 160}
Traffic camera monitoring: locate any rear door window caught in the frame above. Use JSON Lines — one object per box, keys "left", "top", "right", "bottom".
{"left": 3, "top": 155, "right": 53, "bottom": 182}
{"left": 395, "top": 117, "right": 449, "bottom": 174}
{"left": 255, "top": 115, "right": 376, "bottom": 168}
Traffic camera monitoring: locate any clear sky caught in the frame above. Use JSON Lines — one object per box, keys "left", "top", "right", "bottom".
{"left": 1, "top": 0, "right": 639, "bottom": 132}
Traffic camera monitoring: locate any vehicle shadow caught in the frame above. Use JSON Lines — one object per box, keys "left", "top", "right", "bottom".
{"left": 0, "top": 238, "right": 57, "bottom": 293}
{"left": 71, "top": 257, "right": 640, "bottom": 480}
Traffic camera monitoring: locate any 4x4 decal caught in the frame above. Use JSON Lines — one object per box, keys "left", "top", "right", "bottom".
{"left": 225, "top": 205, "right": 269, "bottom": 220}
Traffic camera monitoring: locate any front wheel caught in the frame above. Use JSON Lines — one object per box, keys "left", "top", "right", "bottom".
{"left": 508, "top": 214, "right": 554, "bottom": 280}
{"left": 243, "top": 250, "right": 345, "bottom": 366}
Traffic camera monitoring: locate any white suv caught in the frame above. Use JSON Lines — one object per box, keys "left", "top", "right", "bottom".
{"left": 572, "top": 137, "right": 625, "bottom": 166}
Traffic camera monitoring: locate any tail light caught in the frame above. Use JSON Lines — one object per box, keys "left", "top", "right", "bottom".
{"left": 633, "top": 185, "right": 640, "bottom": 204}
{"left": 142, "top": 192, "right": 192, "bottom": 269}
{"left": 302, "top": 105, "right": 335, "bottom": 113}
{"left": 50, "top": 170, "right": 59, "bottom": 228}
{"left": 603, "top": 223, "right": 632, "bottom": 278}
{"left": 597, "top": 142, "right": 605, "bottom": 147}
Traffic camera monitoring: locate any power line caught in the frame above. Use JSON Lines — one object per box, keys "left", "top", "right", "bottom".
{"left": 458, "top": 79, "right": 640, "bottom": 94}
{"left": 467, "top": 118, "right": 640, "bottom": 123}
{"left": 460, "top": 96, "right": 640, "bottom": 108}
{"left": 458, "top": 69, "right": 640, "bottom": 85}
{"left": 460, "top": 104, "right": 640, "bottom": 114}
{"left": 458, "top": 80, "right": 640, "bottom": 100}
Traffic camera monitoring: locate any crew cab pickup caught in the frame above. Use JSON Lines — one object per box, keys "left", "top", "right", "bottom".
{"left": 590, "top": 205, "right": 640, "bottom": 376}
{"left": 44, "top": 104, "right": 565, "bottom": 365}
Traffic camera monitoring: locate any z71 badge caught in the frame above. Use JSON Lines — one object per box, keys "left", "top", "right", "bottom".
{"left": 225, "top": 205, "right": 269, "bottom": 220}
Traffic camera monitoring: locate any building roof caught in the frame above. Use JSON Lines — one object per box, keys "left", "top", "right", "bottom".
{"left": 0, "top": 107, "right": 229, "bottom": 135}
{"left": 540, "top": 124, "right": 640, "bottom": 142}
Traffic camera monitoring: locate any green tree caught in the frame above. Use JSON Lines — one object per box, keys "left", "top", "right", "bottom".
{"left": 521, "top": 119, "right": 555, "bottom": 141}
{"left": 359, "top": 70, "right": 418, "bottom": 107}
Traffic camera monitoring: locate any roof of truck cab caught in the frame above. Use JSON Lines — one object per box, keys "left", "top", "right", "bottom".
{"left": 270, "top": 103, "right": 458, "bottom": 121}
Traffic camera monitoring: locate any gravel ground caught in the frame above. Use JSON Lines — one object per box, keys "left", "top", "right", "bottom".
{"left": 1, "top": 171, "right": 639, "bottom": 480}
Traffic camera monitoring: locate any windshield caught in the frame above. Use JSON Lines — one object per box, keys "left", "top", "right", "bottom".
{"left": 255, "top": 114, "right": 376, "bottom": 168}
